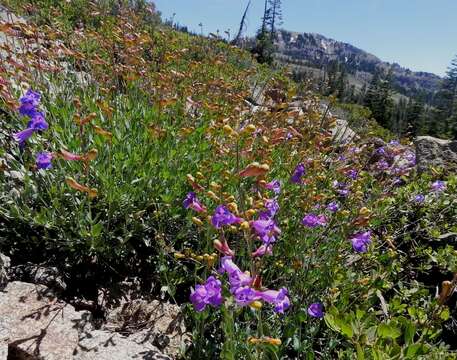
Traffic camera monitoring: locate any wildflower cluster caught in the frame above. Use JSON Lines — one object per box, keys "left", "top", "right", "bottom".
{"left": 13, "top": 89, "right": 52, "bottom": 169}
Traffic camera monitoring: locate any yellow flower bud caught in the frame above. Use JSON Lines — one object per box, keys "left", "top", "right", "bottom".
{"left": 245, "top": 209, "right": 256, "bottom": 219}
{"left": 196, "top": 171, "right": 205, "bottom": 179}
{"left": 210, "top": 181, "right": 221, "bottom": 191}
{"left": 355, "top": 191, "right": 364, "bottom": 198}
{"left": 192, "top": 217, "right": 203, "bottom": 226}
{"left": 196, "top": 255, "right": 203, "bottom": 262}
{"left": 207, "top": 191, "right": 220, "bottom": 201}
{"left": 174, "top": 252, "right": 185, "bottom": 260}
{"left": 240, "top": 221, "right": 250, "bottom": 230}
{"left": 341, "top": 210, "right": 350, "bottom": 217}
{"left": 227, "top": 202, "right": 238, "bottom": 214}
{"left": 228, "top": 225, "right": 238, "bottom": 233}
{"left": 359, "top": 207, "right": 371, "bottom": 216}
{"left": 225, "top": 195, "right": 236, "bottom": 202}
{"left": 244, "top": 124, "right": 256, "bottom": 133}
{"left": 249, "top": 301, "right": 263, "bottom": 310}
{"left": 265, "top": 337, "right": 282, "bottom": 346}
{"left": 254, "top": 200, "right": 264, "bottom": 209}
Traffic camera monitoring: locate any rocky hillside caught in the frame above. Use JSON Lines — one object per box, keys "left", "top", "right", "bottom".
{"left": 275, "top": 30, "right": 442, "bottom": 100}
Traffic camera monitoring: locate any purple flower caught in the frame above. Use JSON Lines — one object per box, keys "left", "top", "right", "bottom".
{"left": 265, "top": 179, "right": 281, "bottom": 195}
{"left": 27, "top": 111, "right": 48, "bottom": 131}
{"left": 250, "top": 218, "right": 281, "bottom": 244}
{"left": 264, "top": 199, "right": 279, "bottom": 218}
{"left": 375, "top": 147, "right": 387, "bottom": 156}
{"left": 13, "top": 128, "right": 35, "bottom": 145}
{"left": 302, "top": 214, "right": 327, "bottom": 228}
{"left": 327, "top": 201, "right": 340, "bottom": 213}
{"left": 404, "top": 151, "right": 416, "bottom": 165}
{"left": 413, "top": 194, "right": 425, "bottom": 203}
{"left": 337, "top": 154, "right": 346, "bottom": 162}
{"left": 350, "top": 231, "right": 372, "bottom": 253}
{"left": 18, "top": 89, "right": 41, "bottom": 117}
{"left": 36, "top": 151, "right": 53, "bottom": 169}
{"left": 290, "top": 163, "right": 305, "bottom": 184}
{"left": 234, "top": 286, "right": 260, "bottom": 306}
{"left": 431, "top": 180, "right": 446, "bottom": 193}
{"left": 376, "top": 159, "right": 390, "bottom": 171}
{"left": 338, "top": 189, "right": 350, "bottom": 197}
{"left": 190, "top": 276, "right": 223, "bottom": 312}
{"left": 308, "top": 303, "right": 324, "bottom": 318}
{"left": 258, "top": 288, "right": 290, "bottom": 313}
{"left": 252, "top": 244, "right": 273, "bottom": 257}
{"left": 13, "top": 111, "right": 48, "bottom": 146}
{"left": 220, "top": 257, "right": 252, "bottom": 292}
{"left": 389, "top": 140, "right": 400, "bottom": 146}
{"left": 346, "top": 169, "right": 358, "bottom": 180}
{"left": 183, "top": 192, "right": 206, "bottom": 213}
{"left": 349, "top": 146, "right": 361, "bottom": 154}
{"left": 392, "top": 177, "right": 405, "bottom": 187}
{"left": 333, "top": 181, "right": 349, "bottom": 197}
{"left": 211, "top": 205, "right": 243, "bottom": 229}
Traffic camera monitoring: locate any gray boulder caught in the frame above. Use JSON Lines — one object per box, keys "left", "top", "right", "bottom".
{"left": 415, "top": 136, "right": 457, "bottom": 172}
{"left": 0, "top": 281, "right": 88, "bottom": 359}
{"left": 0, "top": 253, "right": 10, "bottom": 288}
{"left": 75, "top": 330, "right": 171, "bottom": 360}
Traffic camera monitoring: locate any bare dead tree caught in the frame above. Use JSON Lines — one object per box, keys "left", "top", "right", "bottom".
{"left": 232, "top": 0, "right": 251, "bottom": 46}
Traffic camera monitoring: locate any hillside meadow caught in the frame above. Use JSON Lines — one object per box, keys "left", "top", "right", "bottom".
{"left": 1, "top": 1, "right": 457, "bottom": 359}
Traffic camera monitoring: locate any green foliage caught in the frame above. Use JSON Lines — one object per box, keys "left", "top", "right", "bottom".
{"left": 1, "top": 1, "right": 457, "bottom": 359}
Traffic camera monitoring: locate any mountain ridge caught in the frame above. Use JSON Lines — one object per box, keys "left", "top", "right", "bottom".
{"left": 274, "top": 29, "right": 442, "bottom": 100}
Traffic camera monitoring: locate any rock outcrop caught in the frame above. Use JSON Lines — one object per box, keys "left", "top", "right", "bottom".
{"left": 0, "top": 253, "right": 10, "bottom": 288}
{"left": 0, "top": 281, "right": 86, "bottom": 359}
{"left": 0, "top": 281, "right": 182, "bottom": 359}
{"left": 415, "top": 136, "right": 457, "bottom": 173}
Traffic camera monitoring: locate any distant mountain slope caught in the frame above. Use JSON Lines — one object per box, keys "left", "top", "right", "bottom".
{"left": 275, "top": 30, "right": 442, "bottom": 100}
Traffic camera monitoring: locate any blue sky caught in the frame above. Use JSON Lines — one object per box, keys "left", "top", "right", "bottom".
{"left": 153, "top": 0, "right": 457, "bottom": 76}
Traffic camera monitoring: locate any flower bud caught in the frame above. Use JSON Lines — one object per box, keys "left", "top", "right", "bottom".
{"left": 265, "top": 337, "right": 281, "bottom": 346}
{"left": 227, "top": 202, "right": 238, "bottom": 214}
{"left": 249, "top": 301, "right": 263, "bottom": 310}
{"left": 244, "top": 124, "right": 256, "bottom": 133}
{"left": 207, "top": 191, "right": 220, "bottom": 201}
{"left": 210, "top": 181, "right": 221, "bottom": 191}
{"left": 192, "top": 217, "right": 203, "bottom": 226}
{"left": 245, "top": 209, "right": 256, "bottom": 219}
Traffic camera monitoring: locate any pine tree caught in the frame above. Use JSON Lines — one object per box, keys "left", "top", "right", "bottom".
{"left": 434, "top": 55, "right": 457, "bottom": 138}
{"left": 252, "top": 0, "right": 274, "bottom": 64}
{"left": 364, "top": 69, "right": 393, "bottom": 128}
{"left": 267, "top": 0, "right": 283, "bottom": 40}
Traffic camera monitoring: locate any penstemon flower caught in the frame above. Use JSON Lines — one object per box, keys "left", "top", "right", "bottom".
{"left": 183, "top": 192, "right": 207, "bottom": 213}
{"left": 190, "top": 276, "right": 223, "bottom": 312}
{"left": 290, "top": 163, "right": 305, "bottom": 184}
{"left": 350, "top": 231, "right": 372, "bottom": 253}
{"left": 308, "top": 303, "right": 324, "bottom": 318}
{"left": 36, "top": 151, "right": 53, "bottom": 169}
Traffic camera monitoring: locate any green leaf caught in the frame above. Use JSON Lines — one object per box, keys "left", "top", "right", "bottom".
{"left": 403, "top": 321, "right": 416, "bottom": 345}
{"left": 356, "top": 343, "right": 365, "bottom": 360}
{"left": 440, "top": 307, "right": 450, "bottom": 321}
{"left": 405, "top": 344, "right": 427, "bottom": 358}
{"left": 377, "top": 323, "right": 401, "bottom": 339}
